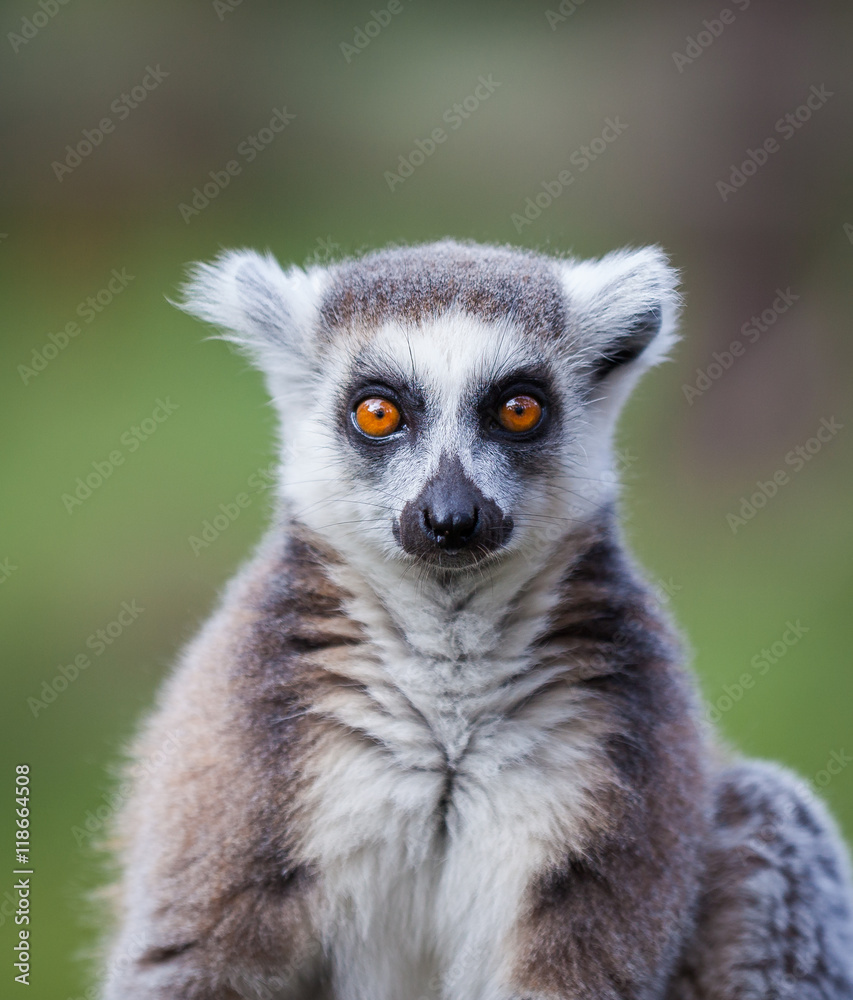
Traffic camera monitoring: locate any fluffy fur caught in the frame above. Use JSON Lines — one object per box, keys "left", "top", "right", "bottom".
{"left": 101, "top": 240, "right": 853, "bottom": 1000}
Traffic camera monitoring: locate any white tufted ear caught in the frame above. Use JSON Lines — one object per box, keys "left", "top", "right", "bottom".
{"left": 178, "top": 249, "right": 328, "bottom": 378}
{"left": 560, "top": 246, "right": 681, "bottom": 383}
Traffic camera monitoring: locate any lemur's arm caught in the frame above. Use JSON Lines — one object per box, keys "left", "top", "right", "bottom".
{"left": 508, "top": 756, "right": 853, "bottom": 1000}
{"left": 102, "top": 736, "right": 321, "bottom": 999}
{"left": 667, "top": 761, "right": 853, "bottom": 1000}
{"left": 500, "top": 529, "right": 710, "bottom": 999}
{"left": 506, "top": 669, "right": 708, "bottom": 999}
{"left": 101, "top": 547, "right": 329, "bottom": 1000}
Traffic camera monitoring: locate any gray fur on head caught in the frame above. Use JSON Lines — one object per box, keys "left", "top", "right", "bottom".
{"left": 182, "top": 238, "right": 680, "bottom": 378}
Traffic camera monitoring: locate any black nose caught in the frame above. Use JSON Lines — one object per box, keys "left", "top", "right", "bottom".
{"left": 395, "top": 455, "right": 513, "bottom": 561}
{"left": 422, "top": 503, "right": 478, "bottom": 549}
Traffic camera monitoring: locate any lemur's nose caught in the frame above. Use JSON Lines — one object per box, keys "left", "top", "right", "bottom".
{"left": 421, "top": 502, "right": 478, "bottom": 550}
{"left": 395, "top": 454, "right": 513, "bottom": 561}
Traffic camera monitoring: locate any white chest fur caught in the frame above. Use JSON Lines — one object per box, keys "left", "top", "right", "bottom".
{"left": 295, "top": 628, "right": 616, "bottom": 1000}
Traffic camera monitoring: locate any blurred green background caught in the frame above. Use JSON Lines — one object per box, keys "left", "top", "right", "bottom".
{"left": 1, "top": 1, "right": 852, "bottom": 996}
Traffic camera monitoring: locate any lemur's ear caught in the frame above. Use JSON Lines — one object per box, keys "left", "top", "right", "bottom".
{"left": 177, "top": 249, "right": 325, "bottom": 373}
{"left": 559, "top": 247, "right": 680, "bottom": 383}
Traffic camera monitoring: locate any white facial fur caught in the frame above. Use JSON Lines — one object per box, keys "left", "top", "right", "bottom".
{"left": 281, "top": 312, "right": 583, "bottom": 572}
{"left": 180, "top": 243, "right": 679, "bottom": 615}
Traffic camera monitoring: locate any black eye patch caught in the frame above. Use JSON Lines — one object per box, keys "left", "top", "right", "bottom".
{"left": 475, "top": 368, "right": 556, "bottom": 443}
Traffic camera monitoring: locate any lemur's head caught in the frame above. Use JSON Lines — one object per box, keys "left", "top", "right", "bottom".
{"left": 182, "top": 240, "right": 678, "bottom": 580}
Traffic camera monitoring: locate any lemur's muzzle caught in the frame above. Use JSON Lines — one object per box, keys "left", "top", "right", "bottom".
{"left": 395, "top": 455, "right": 513, "bottom": 561}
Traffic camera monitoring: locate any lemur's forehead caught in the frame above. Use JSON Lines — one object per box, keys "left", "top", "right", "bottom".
{"left": 355, "top": 312, "right": 547, "bottom": 398}
{"left": 318, "top": 241, "right": 568, "bottom": 342}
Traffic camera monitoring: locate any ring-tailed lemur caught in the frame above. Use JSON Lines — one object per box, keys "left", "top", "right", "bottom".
{"left": 102, "top": 240, "right": 853, "bottom": 1000}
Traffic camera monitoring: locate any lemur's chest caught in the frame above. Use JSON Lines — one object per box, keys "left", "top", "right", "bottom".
{"left": 293, "top": 647, "right": 613, "bottom": 1000}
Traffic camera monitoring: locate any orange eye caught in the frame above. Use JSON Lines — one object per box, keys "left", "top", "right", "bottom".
{"left": 354, "top": 397, "right": 402, "bottom": 438}
{"left": 497, "top": 394, "right": 543, "bottom": 433}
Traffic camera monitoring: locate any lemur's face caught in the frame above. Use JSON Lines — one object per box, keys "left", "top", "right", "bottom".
{"left": 182, "top": 241, "right": 678, "bottom": 580}
{"left": 313, "top": 314, "right": 579, "bottom": 571}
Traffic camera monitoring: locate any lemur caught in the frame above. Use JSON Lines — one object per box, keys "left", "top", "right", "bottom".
{"left": 102, "top": 240, "right": 853, "bottom": 1000}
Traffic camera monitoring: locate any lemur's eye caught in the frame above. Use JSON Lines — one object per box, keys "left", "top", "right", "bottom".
{"left": 497, "top": 394, "right": 543, "bottom": 434}
{"left": 354, "top": 397, "right": 402, "bottom": 438}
